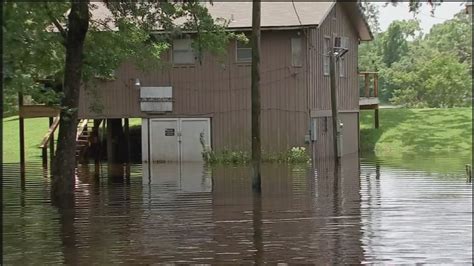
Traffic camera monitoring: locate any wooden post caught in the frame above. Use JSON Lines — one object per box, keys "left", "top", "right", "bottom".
{"left": 373, "top": 73, "right": 379, "bottom": 97}
{"left": 374, "top": 108, "right": 379, "bottom": 129}
{"left": 124, "top": 118, "right": 131, "bottom": 180}
{"left": 93, "top": 119, "right": 101, "bottom": 169}
{"left": 49, "top": 117, "right": 55, "bottom": 168}
{"left": 364, "top": 73, "right": 369, "bottom": 97}
{"left": 251, "top": 0, "right": 262, "bottom": 192}
{"left": 42, "top": 148, "right": 48, "bottom": 168}
{"left": 18, "top": 92, "right": 26, "bottom": 177}
{"left": 329, "top": 52, "right": 340, "bottom": 163}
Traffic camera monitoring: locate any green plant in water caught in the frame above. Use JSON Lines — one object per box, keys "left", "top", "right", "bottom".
{"left": 201, "top": 144, "right": 311, "bottom": 165}
{"left": 286, "top": 147, "right": 311, "bottom": 164}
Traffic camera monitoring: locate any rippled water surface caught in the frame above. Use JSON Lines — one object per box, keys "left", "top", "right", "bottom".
{"left": 3, "top": 154, "right": 472, "bottom": 264}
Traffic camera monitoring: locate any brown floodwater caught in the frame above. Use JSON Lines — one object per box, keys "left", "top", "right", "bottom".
{"left": 3, "top": 153, "right": 472, "bottom": 264}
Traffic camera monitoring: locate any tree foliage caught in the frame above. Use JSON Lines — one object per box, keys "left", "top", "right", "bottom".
{"left": 359, "top": 6, "right": 471, "bottom": 108}
{"left": 3, "top": 1, "right": 237, "bottom": 114}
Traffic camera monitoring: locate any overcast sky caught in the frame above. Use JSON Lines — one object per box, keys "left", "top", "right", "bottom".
{"left": 377, "top": 2, "right": 467, "bottom": 33}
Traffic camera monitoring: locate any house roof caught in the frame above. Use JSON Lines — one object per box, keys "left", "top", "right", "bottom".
{"left": 204, "top": 1, "right": 372, "bottom": 41}
{"left": 204, "top": 2, "right": 334, "bottom": 29}
{"left": 86, "top": 1, "right": 372, "bottom": 41}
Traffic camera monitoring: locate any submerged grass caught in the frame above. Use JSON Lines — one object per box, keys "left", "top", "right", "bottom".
{"left": 360, "top": 107, "right": 472, "bottom": 156}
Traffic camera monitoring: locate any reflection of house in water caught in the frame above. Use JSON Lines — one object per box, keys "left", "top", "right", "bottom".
{"left": 211, "top": 154, "right": 364, "bottom": 264}
{"left": 62, "top": 155, "right": 364, "bottom": 263}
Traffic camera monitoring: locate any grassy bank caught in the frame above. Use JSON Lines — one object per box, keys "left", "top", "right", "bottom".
{"left": 3, "top": 116, "right": 58, "bottom": 163}
{"left": 2, "top": 117, "right": 143, "bottom": 164}
{"left": 360, "top": 108, "right": 472, "bottom": 156}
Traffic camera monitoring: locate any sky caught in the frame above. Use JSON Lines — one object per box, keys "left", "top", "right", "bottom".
{"left": 376, "top": 2, "right": 467, "bottom": 33}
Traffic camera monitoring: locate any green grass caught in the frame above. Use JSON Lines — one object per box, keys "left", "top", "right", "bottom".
{"left": 3, "top": 116, "right": 59, "bottom": 163}
{"left": 360, "top": 107, "right": 472, "bottom": 156}
{"left": 2, "top": 117, "right": 142, "bottom": 164}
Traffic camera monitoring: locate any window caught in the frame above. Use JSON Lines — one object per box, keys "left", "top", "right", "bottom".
{"left": 236, "top": 40, "right": 252, "bottom": 62}
{"left": 339, "top": 57, "right": 346, "bottom": 77}
{"left": 338, "top": 36, "right": 348, "bottom": 77}
{"left": 172, "top": 39, "right": 195, "bottom": 64}
{"left": 291, "top": 37, "right": 303, "bottom": 67}
{"left": 340, "top": 36, "right": 349, "bottom": 50}
{"left": 323, "top": 37, "right": 331, "bottom": 76}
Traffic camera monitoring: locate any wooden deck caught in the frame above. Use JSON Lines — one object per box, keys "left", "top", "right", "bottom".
{"left": 359, "top": 72, "right": 379, "bottom": 128}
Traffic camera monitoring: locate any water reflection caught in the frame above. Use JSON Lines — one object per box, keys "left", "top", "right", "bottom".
{"left": 2, "top": 153, "right": 472, "bottom": 264}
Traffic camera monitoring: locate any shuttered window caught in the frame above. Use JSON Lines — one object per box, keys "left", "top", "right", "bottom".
{"left": 236, "top": 40, "right": 252, "bottom": 62}
{"left": 339, "top": 57, "right": 346, "bottom": 77}
{"left": 339, "top": 36, "right": 348, "bottom": 77}
{"left": 291, "top": 37, "right": 303, "bottom": 67}
{"left": 323, "top": 37, "right": 331, "bottom": 76}
{"left": 173, "top": 39, "right": 195, "bottom": 64}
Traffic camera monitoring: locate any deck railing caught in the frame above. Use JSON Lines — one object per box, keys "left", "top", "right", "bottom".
{"left": 359, "top": 72, "right": 379, "bottom": 98}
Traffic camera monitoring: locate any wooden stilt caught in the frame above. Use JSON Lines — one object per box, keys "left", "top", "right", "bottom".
{"left": 124, "top": 118, "right": 131, "bottom": 180}
{"left": 42, "top": 148, "right": 48, "bottom": 168}
{"left": 374, "top": 107, "right": 379, "bottom": 129}
{"left": 93, "top": 119, "right": 101, "bottom": 168}
{"left": 49, "top": 117, "right": 54, "bottom": 170}
{"left": 18, "top": 93, "right": 26, "bottom": 180}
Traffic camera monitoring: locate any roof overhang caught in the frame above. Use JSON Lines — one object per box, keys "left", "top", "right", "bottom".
{"left": 340, "top": 2, "right": 373, "bottom": 41}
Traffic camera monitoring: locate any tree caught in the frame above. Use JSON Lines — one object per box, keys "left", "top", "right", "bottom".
{"left": 424, "top": 12, "right": 472, "bottom": 63}
{"left": 389, "top": 51, "right": 471, "bottom": 108}
{"left": 4, "top": 1, "right": 235, "bottom": 203}
{"left": 359, "top": 1, "right": 381, "bottom": 33}
{"left": 382, "top": 20, "right": 422, "bottom": 67}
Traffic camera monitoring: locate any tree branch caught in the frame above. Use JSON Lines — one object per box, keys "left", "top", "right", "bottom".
{"left": 44, "top": 3, "right": 67, "bottom": 46}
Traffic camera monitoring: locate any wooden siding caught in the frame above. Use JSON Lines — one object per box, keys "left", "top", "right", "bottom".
{"left": 308, "top": 3, "right": 361, "bottom": 157}
{"left": 78, "top": 3, "right": 363, "bottom": 155}
{"left": 79, "top": 30, "right": 309, "bottom": 152}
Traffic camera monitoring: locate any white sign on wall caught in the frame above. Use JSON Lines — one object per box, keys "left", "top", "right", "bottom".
{"left": 140, "top": 86, "right": 173, "bottom": 112}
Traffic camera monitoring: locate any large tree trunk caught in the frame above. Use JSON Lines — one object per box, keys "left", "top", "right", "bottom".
{"left": 51, "top": 1, "right": 90, "bottom": 205}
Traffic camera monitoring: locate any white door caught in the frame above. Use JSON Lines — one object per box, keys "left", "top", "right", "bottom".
{"left": 180, "top": 118, "right": 211, "bottom": 162}
{"left": 145, "top": 118, "right": 211, "bottom": 163}
{"left": 150, "top": 119, "right": 179, "bottom": 162}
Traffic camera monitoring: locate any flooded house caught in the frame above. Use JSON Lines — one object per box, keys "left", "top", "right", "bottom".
{"left": 77, "top": 1, "right": 373, "bottom": 163}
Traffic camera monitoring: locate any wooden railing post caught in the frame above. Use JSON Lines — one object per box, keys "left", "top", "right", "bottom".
{"left": 374, "top": 73, "right": 378, "bottom": 97}
{"left": 49, "top": 117, "right": 54, "bottom": 164}
{"left": 364, "top": 73, "right": 369, "bottom": 98}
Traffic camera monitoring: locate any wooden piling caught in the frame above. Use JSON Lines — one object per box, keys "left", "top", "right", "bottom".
{"left": 330, "top": 52, "right": 340, "bottom": 162}
{"left": 49, "top": 117, "right": 54, "bottom": 168}
{"left": 374, "top": 108, "right": 379, "bottom": 129}
{"left": 251, "top": 0, "right": 262, "bottom": 192}
{"left": 18, "top": 92, "right": 26, "bottom": 179}
{"left": 124, "top": 118, "right": 131, "bottom": 179}
{"left": 466, "top": 164, "right": 472, "bottom": 183}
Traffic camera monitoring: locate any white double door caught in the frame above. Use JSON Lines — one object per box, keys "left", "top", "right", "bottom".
{"left": 147, "top": 118, "right": 211, "bottom": 162}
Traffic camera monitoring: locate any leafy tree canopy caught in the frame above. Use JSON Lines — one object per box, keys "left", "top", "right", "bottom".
{"left": 359, "top": 4, "right": 471, "bottom": 108}
{"left": 3, "top": 1, "right": 239, "bottom": 113}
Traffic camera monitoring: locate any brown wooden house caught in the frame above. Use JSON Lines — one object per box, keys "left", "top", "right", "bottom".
{"left": 77, "top": 1, "right": 373, "bottom": 162}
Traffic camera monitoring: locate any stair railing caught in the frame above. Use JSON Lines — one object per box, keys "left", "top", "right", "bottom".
{"left": 39, "top": 116, "right": 60, "bottom": 167}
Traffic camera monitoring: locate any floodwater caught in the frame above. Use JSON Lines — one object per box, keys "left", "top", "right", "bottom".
{"left": 3, "top": 153, "right": 472, "bottom": 264}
